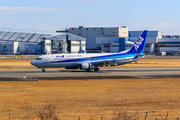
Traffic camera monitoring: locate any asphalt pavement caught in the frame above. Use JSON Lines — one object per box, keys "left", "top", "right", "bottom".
{"left": 0, "top": 67, "right": 179, "bottom": 81}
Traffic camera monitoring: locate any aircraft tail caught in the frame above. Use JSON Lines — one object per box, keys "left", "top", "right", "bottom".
{"left": 127, "top": 30, "right": 148, "bottom": 54}
{"left": 133, "top": 50, "right": 141, "bottom": 59}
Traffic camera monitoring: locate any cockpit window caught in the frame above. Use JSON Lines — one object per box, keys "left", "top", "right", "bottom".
{"left": 35, "top": 57, "right": 42, "bottom": 60}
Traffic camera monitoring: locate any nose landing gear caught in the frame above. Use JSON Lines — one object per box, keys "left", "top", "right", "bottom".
{"left": 42, "top": 69, "right": 45, "bottom": 72}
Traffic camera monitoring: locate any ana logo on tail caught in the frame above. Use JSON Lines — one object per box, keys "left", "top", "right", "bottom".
{"left": 134, "top": 37, "right": 144, "bottom": 51}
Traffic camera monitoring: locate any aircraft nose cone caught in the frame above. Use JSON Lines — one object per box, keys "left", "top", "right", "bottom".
{"left": 31, "top": 60, "right": 40, "bottom": 67}
{"left": 31, "top": 61, "right": 35, "bottom": 66}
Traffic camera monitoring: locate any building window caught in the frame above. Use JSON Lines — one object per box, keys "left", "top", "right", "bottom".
{"left": 45, "top": 43, "right": 51, "bottom": 46}
{"left": 71, "top": 44, "right": 80, "bottom": 46}
{"left": 94, "top": 28, "right": 96, "bottom": 30}
{"left": 101, "top": 28, "right": 103, "bottom": 30}
{"left": 111, "top": 45, "right": 119, "bottom": 47}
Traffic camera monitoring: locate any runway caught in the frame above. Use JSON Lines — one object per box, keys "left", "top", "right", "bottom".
{"left": 0, "top": 67, "right": 180, "bottom": 81}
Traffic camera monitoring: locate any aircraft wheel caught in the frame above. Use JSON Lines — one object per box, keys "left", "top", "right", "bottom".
{"left": 42, "top": 69, "right": 45, "bottom": 72}
{"left": 86, "top": 69, "right": 90, "bottom": 72}
{"left": 94, "top": 68, "right": 99, "bottom": 72}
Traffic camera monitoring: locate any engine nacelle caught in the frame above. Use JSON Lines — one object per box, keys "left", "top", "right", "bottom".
{"left": 80, "top": 63, "right": 95, "bottom": 70}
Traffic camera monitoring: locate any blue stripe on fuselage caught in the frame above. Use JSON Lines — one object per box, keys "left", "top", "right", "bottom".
{"left": 51, "top": 52, "right": 135, "bottom": 63}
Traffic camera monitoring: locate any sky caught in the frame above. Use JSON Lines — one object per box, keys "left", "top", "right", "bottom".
{"left": 0, "top": 0, "right": 180, "bottom": 35}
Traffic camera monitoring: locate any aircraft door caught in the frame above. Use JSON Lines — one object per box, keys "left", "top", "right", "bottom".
{"left": 46, "top": 56, "right": 51, "bottom": 62}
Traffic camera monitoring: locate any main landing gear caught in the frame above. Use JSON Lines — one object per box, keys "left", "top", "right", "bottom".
{"left": 86, "top": 69, "right": 90, "bottom": 72}
{"left": 94, "top": 68, "right": 99, "bottom": 72}
{"left": 85, "top": 68, "right": 99, "bottom": 72}
{"left": 42, "top": 69, "right": 45, "bottom": 72}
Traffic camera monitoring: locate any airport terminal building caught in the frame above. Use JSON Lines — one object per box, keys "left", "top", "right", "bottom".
{"left": 1, "top": 26, "right": 180, "bottom": 55}
{"left": 0, "top": 30, "right": 86, "bottom": 55}
{"left": 67, "top": 26, "right": 180, "bottom": 55}
{"left": 129, "top": 31, "right": 180, "bottom": 55}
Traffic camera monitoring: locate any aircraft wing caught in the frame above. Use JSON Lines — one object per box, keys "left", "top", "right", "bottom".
{"left": 89, "top": 57, "right": 133, "bottom": 67}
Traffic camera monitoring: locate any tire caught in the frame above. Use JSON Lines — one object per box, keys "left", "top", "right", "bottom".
{"left": 42, "top": 69, "right": 45, "bottom": 72}
{"left": 94, "top": 68, "right": 99, "bottom": 72}
{"left": 86, "top": 69, "right": 90, "bottom": 72}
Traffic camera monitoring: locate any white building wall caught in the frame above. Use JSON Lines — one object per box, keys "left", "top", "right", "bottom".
{"left": 158, "top": 31, "right": 163, "bottom": 38}
{"left": 70, "top": 41, "right": 86, "bottom": 53}
{"left": 71, "top": 47, "right": 79, "bottom": 53}
{"left": 44, "top": 40, "right": 51, "bottom": 54}
{"left": 71, "top": 41, "right": 80, "bottom": 53}
{"left": 14, "top": 42, "right": 19, "bottom": 54}
{"left": 149, "top": 43, "right": 155, "bottom": 53}
{"left": 81, "top": 41, "right": 86, "bottom": 52}
{"left": 119, "top": 27, "right": 128, "bottom": 37}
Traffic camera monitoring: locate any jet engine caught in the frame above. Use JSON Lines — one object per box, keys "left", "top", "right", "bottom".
{"left": 80, "top": 62, "right": 95, "bottom": 70}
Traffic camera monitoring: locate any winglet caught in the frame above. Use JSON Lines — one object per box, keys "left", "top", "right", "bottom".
{"left": 128, "top": 30, "right": 148, "bottom": 54}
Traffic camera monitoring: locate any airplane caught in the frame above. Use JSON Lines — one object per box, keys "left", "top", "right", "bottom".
{"left": 31, "top": 30, "right": 148, "bottom": 72}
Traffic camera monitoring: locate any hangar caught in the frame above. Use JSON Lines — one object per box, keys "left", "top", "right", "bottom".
{"left": 0, "top": 30, "right": 86, "bottom": 55}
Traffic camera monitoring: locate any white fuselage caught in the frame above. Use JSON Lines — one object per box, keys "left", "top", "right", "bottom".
{"left": 31, "top": 52, "right": 141, "bottom": 69}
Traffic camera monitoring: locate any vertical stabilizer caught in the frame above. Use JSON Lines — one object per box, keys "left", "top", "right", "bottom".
{"left": 127, "top": 30, "right": 148, "bottom": 54}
